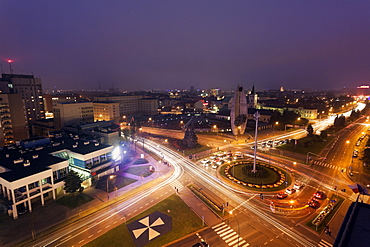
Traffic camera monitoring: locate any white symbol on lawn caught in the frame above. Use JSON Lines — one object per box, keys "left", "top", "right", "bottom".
{"left": 132, "top": 216, "right": 165, "bottom": 240}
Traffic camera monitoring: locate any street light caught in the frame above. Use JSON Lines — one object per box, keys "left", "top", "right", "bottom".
{"left": 106, "top": 175, "right": 116, "bottom": 202}
{"left": 213, "top": 125, "right": 218, "bottom": 139}
{"left": 273, "top": 121, "right": 279, "bottom": 136}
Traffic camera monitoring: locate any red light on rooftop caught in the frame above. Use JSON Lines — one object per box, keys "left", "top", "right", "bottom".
{"left": 7, "top": 59, "right": 12, "bottom": 63}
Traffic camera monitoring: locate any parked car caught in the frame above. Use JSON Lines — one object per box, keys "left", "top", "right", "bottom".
{"left": 314, "top": 191, "right": 325, "bottom": 199}
{"left": 277, "top": 192, "right": 288, "bottom": 199}
{"left": 17, "top": 204, "right": 27, "bottom": 215}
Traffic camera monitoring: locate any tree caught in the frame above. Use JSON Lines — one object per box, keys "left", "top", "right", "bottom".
{"left": 64, "top": 170, "right": 82, "bottom": 193}
{"left": 182, "top": 127, "right": 198, "bottom": 148}
{"left": 306, "top": 124, "right": 314, "bottom": 136}
{"left": 361, "top": 148, "right": 370, "bottom": 165}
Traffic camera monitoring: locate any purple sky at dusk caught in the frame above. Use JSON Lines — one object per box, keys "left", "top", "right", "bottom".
{"left": 0, "top": 1, "right": 369, "bottom": 91}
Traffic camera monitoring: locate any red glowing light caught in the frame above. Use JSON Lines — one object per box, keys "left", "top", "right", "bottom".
{"left": 7, "top": 59, "right": 12, "bottom": 63}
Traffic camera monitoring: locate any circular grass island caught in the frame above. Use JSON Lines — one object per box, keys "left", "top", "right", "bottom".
{"left": 223, "top": 161, "right": 290, "bottom": 191}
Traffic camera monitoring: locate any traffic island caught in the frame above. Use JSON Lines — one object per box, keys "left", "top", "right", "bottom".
{"left": 188, "top": 184, "right": 225, "bottom": 217}
{"left": 221, "top": 161, "right": 292, "bottom": 192}
{"left": 305, "top": 195, "right": 344, "bottom": 233}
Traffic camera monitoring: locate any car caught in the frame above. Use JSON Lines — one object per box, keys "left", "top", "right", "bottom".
{"left": 203, "top": 162, "right": 210, "bottom": 167}
{"left": 216, "top": 160, "right": 224, "bottom": 166}
{"left": 314, "top": 191, "right": 325, "bottom": 199}
{"left": 212, "top": 164, "right": 218, "bottom": 169}
{"left": 293, "top": 182, "right": 303, "bottom": 190}
{"left": 277, "top": 192, "right": 288, "bottom": 199}
{"left": 285, "top": 188, "right": 296, "bottom": 194}
{"left": 17, "top": 204, "right": 27, "bottom": 215}
{"left": 201, "top": 159, "right": 209, "bottom": 164}
{"left": 308, "top": 200, "right": 320, "bottom": 209}
{"left": 192, "top": 242, "right": 209, "bottom": 247}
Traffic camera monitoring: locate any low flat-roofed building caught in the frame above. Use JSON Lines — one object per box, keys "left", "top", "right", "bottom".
{"left": 334, "top": 200, "right": 370, "bottom": 247}
{"left": 0, "top": 134, "right": 114, "bottom": 219}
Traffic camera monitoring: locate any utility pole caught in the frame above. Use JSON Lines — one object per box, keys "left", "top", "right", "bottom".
{"left": 252, "top": 111, "right": 260, "bottom": 172}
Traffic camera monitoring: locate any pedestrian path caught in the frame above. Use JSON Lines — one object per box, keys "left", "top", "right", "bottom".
{"left": 212, "top": 222, "right": 249, "bottom": 247}
{"left": 312, "top": 160, "right": 346, "bottom": 173}
{"left": 171, "top": 180, "right": 184, "bottom": 191}
{"left": 318, "top": 239, "right": 332, "bottom": 247}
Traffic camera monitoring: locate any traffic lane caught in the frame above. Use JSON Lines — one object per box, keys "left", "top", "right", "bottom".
{"left": 33, "top": 186, "right": 177, "bottom": 247}
{"left": 167, "top": 227, "right": 226, "bottom": 247}
{"left": 233, "top": 209, "right": 311, "bottom": 247}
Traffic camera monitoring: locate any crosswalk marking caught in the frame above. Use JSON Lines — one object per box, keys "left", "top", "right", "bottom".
{"left": 219, "top": 229, "right": 234, "bottom": 237}
{"left": 225, "top": 235, "right": 238, "bottom": 243}
{"left": 217, "top": 227, "right": 232, "bottom": 235}
{"left": 318, "top": 239, "right": 332, "bottom": 247}
{"left": 171, "top": 181, "right": 184, "bottom": 190}
{"left": 312, "top": 160, "right": 346, "bottom": 173}
{"left": 212, "top": 222, "right": 249, "bottom": 247}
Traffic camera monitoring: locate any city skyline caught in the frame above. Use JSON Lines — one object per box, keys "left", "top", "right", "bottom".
{"left": 1, "top": 1, "right": 369, "bottom": 91}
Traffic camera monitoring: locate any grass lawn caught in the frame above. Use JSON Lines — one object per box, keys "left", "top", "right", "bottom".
{"left": 133, "top": 158, "right": 149, "bottom": 165}
{"left": 125, "top": 165, "right": 154, "bottom": 177}
{"left": 183, "top": 145, "right": 209, "bottom": 156}
{"left": 96, "top": 175, "right": 137, "bottom": 192}
{"left": 56, "top": 193, "right": 94, "bottom": 209}
{"left": 305, "top": 195, "right": 344, "bottom": 233}
{"left": 231, "top": 163, "right": 280, "bottom": 184}
{"left": 84, "top": 194, "right": 204, "bottom": 247}
{"left": 277, "top": 136, "right": 335, "bottom": 155}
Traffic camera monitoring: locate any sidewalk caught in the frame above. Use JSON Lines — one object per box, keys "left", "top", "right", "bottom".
{"left": 176, "top": 186, "right": 222, "bottom": 227}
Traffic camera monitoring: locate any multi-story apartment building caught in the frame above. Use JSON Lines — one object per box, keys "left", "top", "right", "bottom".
{"left": 0, "top": 74, "right": 45, "bottom": 122}
{"left": 0, "top": 94, "right": 29, "bottom": 145}
{"left": 53, "top": 102, "right": 94, "bottom": 130}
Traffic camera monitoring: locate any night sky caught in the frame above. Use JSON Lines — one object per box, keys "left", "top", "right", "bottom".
{"left": 0, "top": 1, "right": 369, "bottom": 91}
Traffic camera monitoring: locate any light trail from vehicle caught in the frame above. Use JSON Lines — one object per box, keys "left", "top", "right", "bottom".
{"left": 143, "top": 139, "right": 317, "bottom": 247}
{"left": 36, "top": 152, "right": 183, "bottom": 247}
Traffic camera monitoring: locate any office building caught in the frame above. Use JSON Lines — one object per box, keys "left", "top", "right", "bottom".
{"left": 0, "top": 135, "right": 114, "bottom": 219}
{"left": 93, "top": 102, "right": 120, "bottom": 121}
{"left": 53, "top": 102, "right": 94, "bottom": 130}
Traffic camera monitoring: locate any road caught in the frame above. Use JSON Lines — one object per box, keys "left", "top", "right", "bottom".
{"left": 26, "top": 104, "right": 367, "bottom": 247}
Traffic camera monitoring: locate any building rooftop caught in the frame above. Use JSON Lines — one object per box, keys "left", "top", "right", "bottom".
{"left": 0, "top": 135, "right": 111, "bottom": 182}
{"left": 334, "top": 201, "right": 370, "bottom": 247}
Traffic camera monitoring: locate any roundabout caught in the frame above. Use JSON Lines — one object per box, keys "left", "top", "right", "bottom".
{"left": 223, "top": 161, "right": 291, "bottom": 191}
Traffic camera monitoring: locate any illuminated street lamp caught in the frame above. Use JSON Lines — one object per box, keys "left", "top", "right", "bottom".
{"left": 273, "top": 121, "right": 279, "bottom": 136}
{"left": 213, "top": 125, "right": 218, "bottom": 139}
{"left": 107, "top": 175, "right": 116, "bottom": 202}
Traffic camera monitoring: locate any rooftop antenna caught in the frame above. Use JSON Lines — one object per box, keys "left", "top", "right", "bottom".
{"left": 7, "top": 59, "right": 13, "bottom": 74}
{"left": 0, "top": 63, "right": 3, "bottom": 73}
